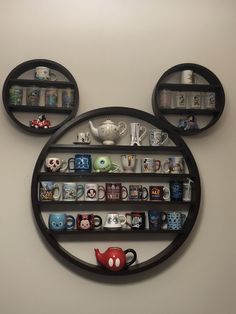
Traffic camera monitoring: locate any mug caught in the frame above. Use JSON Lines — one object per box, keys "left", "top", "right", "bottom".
{"left": 39, "top": 181, "right": 60, "bottom": 201}
{"left": 62, "top": 88, "right": 74, "bottom": 107}
{"left": 189, "top": 92, "right": 201, "bottom": 109}
{"left": 68, "top": 154, "right": 92, "bottom": 173}
{"left": 103, "top": 213, "right": 126, "bottom": 230}
{"left": 84, "top": 183, "right": 105, "bottom": 201}
{"left": 130, "top": 122, "right": 147, "bottom": 146}
{"left": 149, "top": 128, "right": 169, "bottom": 146}
{"left": 129, "top": 185, "right": 148, "bottom": 201}
{"left": 163, "top": 157, "right": 185, "bottom": 174}
{"left": 170, "top": 181, "right": 183, "bottom": 202}
{"left": 44, "top": 157, "right": 68, "bottom": 172}
{"left": 35, "top": 66, "right": 57, "bottom": 81}
{"left": 121, "top": 154, "right": 137, "bottom": 173}
{"left": 148, "top": 210, "right": 167, "bottom": 230}
{"left": 141, "top": 158, "right": 162, "bottom": 173}
{"left": 48, "top": 213, "right": 75, "bottom": 231}
{"left": 125, "top": 212, "right": 146, "bottom": 230}
{"left": 9, "top": 85, "right": 23, "bottom": 105}
{"left": 181, "top": 70, "right": 195, "bottom": 84}
{"left": 62, "top": 182, "right": 84, "bottom": 201}
{"left": 167, "top": 212, "right": 186, "bottom": 230}
{"left": 105, "top": 183, "right": 128, "bottom": 201}
{"left": 204, "top": 92, "right": 216, "bottom": 109}
{"left": 75, "top": 132, "right": 91, "bottom": 144}
{"left": 175, "top": 91, "right": 186, "bottom": 108}
{"left": 45, "top": 88, "right": 58, "bottom": 107}
{"left": 149, "top": 185, "right": 170, "bottom": 201}
{"left": 76, "top": 214, "right": 102, "bottom": 230}
{"left": 26, "top": 86, "right": 41, "bottom": 106}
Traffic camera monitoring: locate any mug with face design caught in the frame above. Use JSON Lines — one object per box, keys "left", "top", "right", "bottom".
{"left": 39, "top": 181, "right": 60, "bottom": 201}
{"left": 84, "top": 183, "right": 106, "bottom": 201}
{"left": 44, "top": 157, "right": 68, "bottom": 172}
{"left": 35, "top": 66, "right": 57, "bottom": 81}
{"left": 48, "top": 213, "right": 75, "bottom": 231}
{"left": 103, "top": 213, "right": 126, "bottom": 230}
{"left": 76, "top": 214, "right": 102, "bottom": 230}
{"left": 120, "top": 154, "right": 137, "bottom": 173}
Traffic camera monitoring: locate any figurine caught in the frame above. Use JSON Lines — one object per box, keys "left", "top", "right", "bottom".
{"left": 30, "top": 114, "right": 51, "bottom": 128}
{"left": 178, "top": 115, "right": 199, "bottom": 131}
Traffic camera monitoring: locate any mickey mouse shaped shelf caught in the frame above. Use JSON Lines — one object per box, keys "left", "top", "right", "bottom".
{"left": 2, "top": 59, "right": 79, "bottom": 134}
{"left": 31, "top": 107, "right": 201, "bottom": 275}
{"left": 152, "top": 63, "right": 225, "bottom": 135}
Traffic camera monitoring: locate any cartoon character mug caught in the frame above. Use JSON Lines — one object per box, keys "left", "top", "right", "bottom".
{"left": 48, "top": 213, "right": 75, "bottom": 231}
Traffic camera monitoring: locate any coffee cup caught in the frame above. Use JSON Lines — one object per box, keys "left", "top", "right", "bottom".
{"left": 39, "top": 181, "right": 60, "bottom": 201}
{"left": 170, "top": 181, "right": 183, "bottom": 202}
{"left": 125, "top": 212, "right": 146, "bottom": 230}
{"left": 76, "top": 214, "right": 102, "bottom": 230}
{"left": 62, "top": 182, "right": 84, "bottom": 201}
{"left": 148, "top": 210, "right": 167, "bottom": 230}
{"left": 121, "top": 154, "right": 137, "bottom": 173}
{"left": 26, "top": 86, "right": 41, "bottom": 106}
{"left": 105, "top": 183, "right": 128, "bottom": 201}
{"left": 48, "top": 213, "right": 75, "bottom": 231}
{"left": 167, "top": 212, "right": 186, "bottom": 230}
{"left": 62, "top": 88, "right": 74, "bottom": 107}
{"left": 9, "top": 85, "right": 23, "bottom": 105}
{"left": 103, "top": 213, "right": 126, "bottom": 230}
{"left": 163, "top": 157, "right": 185, "bottom": 174}
{"left": 149, "top": 185, "right": 170, "bottom": 201}
{"left": 149, "top": 129, "right": 169, "bottom": 146}
{"left": 84, "top": 183, "right": 105, "bottom": 201}
{"left": 129, "top": 185, "right": 148, "bottom": 201}
{"left": 68, "top": 154, "right": 92, "bottom": 173}
{"left": 141, "top": 158, "right": 162, "bottom": 173}
{"left": 35, "top": 66, "right": 57, "bottom": 81}
{"left": 45, "top": 88, "right": 58, "bottom": 107}
{"left": 44, "top": 157, "right": 68, "bottom": 172}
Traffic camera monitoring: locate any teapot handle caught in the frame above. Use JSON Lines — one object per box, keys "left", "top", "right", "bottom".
{"left": 118, "top": 121, "right": 127, "bottom": 136}
{"left": 139, "top": 126, "right": 147, "bottom": 141}
{"left": 124, "top": 249, "right": 137, "bottom": 268}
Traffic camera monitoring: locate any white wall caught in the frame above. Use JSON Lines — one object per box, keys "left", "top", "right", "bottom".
{"left": 0, "top": 1, "right": 235, "bottom": 313}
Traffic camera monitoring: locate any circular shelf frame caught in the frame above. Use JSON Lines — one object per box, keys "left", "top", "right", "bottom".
{"left": 31, "top": 107, "right": 201, "bottom": 275}
{"left": 2, "top": 59, "right": 79, "bottom": 134}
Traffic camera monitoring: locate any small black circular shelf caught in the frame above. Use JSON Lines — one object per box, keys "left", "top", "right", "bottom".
{"left": 31, "top": 107, "right": 201, "bottom": 276}
{"left": 152, "top": 63, "right": 225, "bottom": 136}
{"left": 2, "top": 59, "right": 79, "bottom": 134}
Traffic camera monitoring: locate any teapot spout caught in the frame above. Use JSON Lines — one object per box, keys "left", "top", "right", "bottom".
{"left": 89, "top": 120, "right": 99, "bottom": 138}
{"left": 94, "top": 248, "right": 106, "bottom": 266}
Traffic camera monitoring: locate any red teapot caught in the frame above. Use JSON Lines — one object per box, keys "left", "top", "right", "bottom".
{"left": 94, "top": 247, "right": 137, "bottom": 271}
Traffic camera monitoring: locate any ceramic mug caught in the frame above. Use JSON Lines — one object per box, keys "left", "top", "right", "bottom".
{"left": 141, "top": 158, "right": 162, "bottom": 173}
{"left": 35, "top": 66, "right": 57, "bottom": 81}
{"left": 105, "top": 183, "right": 128, "bottom": 201}
{"left": 163, "top": 157, "right": 185, "bottom": 174}
{"left": 68, "top": 154, "right": 92, "bottom": 173}
{"left": 149, "top": 129, "right": 169, "bottom": 146}
{"left": 130, "top": 122, "right": 147, "bottom": 146}
{"left": 39, "top": 181, "right": 60, "bottom": 201}
{"left": 84, "top": 183, "right": 105, "bottom": 201}
{"left": 148, "top": 210, "right": 167, "bottom": 230}
{"left": 62, "top": 182, "right": 84, "bottom": 201}
{"left": 75, "top": 132, "right": 91, "bottom": 144}
{"left": 26, "top": 86, "right": 41, "bottom": 106}
{"left": 48, "top": 213, "right": 75, "bottom": 231}
{"left": 167, "top": 212, "right": 186, "bottom": 230}
{"left": 149, "top": 185, "right": 170, "bottom": 201}
{"left": 169, "top": 181, "right": 183, "bottom": 202}
{"left": 120, "top": 154, "right": 137, "bottom": 173}
{"left": 9, "top": 85, "right": 23, "bottom": 105}
{"left": 103, "top": 213, "right": 126, "bottom": 230}
{"left": 180, "top": 70, "right": 195, "bottom": 84}
{"left": 129, "top": 185, "right": 148, "bottom": 201}
{"left": 44, "top": 157, "right": 68, "bottom": 172}
{"left": 76, "top": 214, "right": 102, "bottom": 230}
{"left": 62, "top": 88, "right": 74, "bottom": 107}
{"left": 45, "top": 88, "right": 58, "bottom": 107}
{"left": 125, "top": 212, "right": 146, "bottom": 230}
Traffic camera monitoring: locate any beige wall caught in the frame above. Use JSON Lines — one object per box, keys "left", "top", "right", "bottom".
{"left": 0, "top": 1, "right": 235, "bottom": 313}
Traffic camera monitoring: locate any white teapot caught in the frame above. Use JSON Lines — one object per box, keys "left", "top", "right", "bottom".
{"left": 89, "top": 119, "right": 127, "bottom": 145}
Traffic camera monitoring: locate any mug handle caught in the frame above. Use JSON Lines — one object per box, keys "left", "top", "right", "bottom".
{"left": 66, "top": 215, "right": 75, "bottom": 230}
{"left": 68, "top": 158, "right": 75, "bottom": 171}
{"left": 161, "top": 132, "right": 169, "bottom": 145}
{"left": 98, "top": 186, "right": 106, "bottom": 200}
{"left": 122, "top": 186, "right": 128, "bottom": 200}
{"left": 76, "top": 184, "right": 84, "bottom": 199}
{"left": 163, "top": 187, "right": 170, "bottom": 201}
{"left": 139, "top": 126, "right": 147, "bottom": 141}
{"left": 161, "top": 212, "right": 167, "bottom": 223}
{"left": 118, "top": 121, "right": 127, "bottom": 136}
{"left": 124, "top": 249, "right": 137, "bottom": 268}
{"left": 125, "top": 213, "right": 132, "bottom": 227}
{"left": 142, "top": 187, "right": 149, "bottom": 200}
{"left": 162, "top": 159, "right": 171, "bottom": 173}
{"left": 94, "top": 215, "right": 102, "bottom": 228}
{"left": 119, "top": 215, "right": 127, "bottom": 226}
{"left": 110, "top": 162, "right": 120, "bottom": 173}
{"left": 60, "top": 159, "right": 68, "bottom": 172}
{"left": 53, "top": 184, "right": 61, "bottom": 201}
{"left": 50, "top": 72, "right": 57, "bottom": 81}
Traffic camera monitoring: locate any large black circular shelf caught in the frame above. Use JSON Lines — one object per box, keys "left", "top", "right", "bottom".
{"left": 152, "top": 63, "right": 225, "bottom": 136}
{"left": 2, "top": 59, "right": 79, "bottom": 134}
{"left": 31, "top": 107, "right": 201, "bottom": 275}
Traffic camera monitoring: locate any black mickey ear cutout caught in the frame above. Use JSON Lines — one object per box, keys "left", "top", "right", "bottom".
{"left": 152, "top": 63, "right": 225, "bottom": 136}
{"left": 2, "top": 59, "right": 79, "bottom": 135}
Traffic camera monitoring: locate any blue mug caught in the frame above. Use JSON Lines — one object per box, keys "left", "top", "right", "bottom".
{"left": 48, "top": 213, "right": 75, "bottom": 231}
{"left": 170, "top": 181, "right": 183, "bottom": 202}
{"left": 68, "top": 154, "right": 92, "bottom": 173}
{"left": 167, "top": 212, "right": 186, "bottom": 230}
{"left": 148, "top": 210, "right": 167, "bottom": 230}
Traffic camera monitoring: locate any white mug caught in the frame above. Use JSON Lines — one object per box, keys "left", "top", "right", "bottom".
{"left": 103, "top": 213, "right": 126, "bottom": 230}
{"left": 121, "top": 154, "right": 137, "bottom": 173}
{"left": 149, "top": 129, "right": 168, "bottom": 146}
{"left": 62, "top": 182, "right": 84, "bottom": 201}
{"left": 181, "top": 70, "right": 195, "bottom": 84}
{"left": 35, "top": 66, "right": 57, "bottom": 81}
{"left": 84, "top": 183, "right": 105, "bottom": 201}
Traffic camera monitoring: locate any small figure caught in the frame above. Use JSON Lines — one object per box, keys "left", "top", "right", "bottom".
{"left": 178, "top": 115, "right": 199, "bottom": 131}
{"left": 30, "top": 114, "right": 51, "bottom": 129}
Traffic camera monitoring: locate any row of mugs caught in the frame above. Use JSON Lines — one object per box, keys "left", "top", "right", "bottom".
{"left": 44, "top": 155, "right": 185, "bottom": 174}
{"left": 39, "top": 180, "right": 193, "bottom": 202}
{"left": 9, "top": 85, "right": 74, "bottom": 108}
{"left": 48, "top": 211, "right": 186, "bottom": 232}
